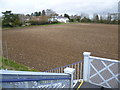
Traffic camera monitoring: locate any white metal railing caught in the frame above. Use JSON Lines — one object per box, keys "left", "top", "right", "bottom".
{"left": 1, "top": 52, "right": 119, "bottom": 88}
{"left": 0, "top": 68, "right": 75, "bottom": 88}
{"left": 45, "top": 61, "right": 83, "bottom": 80}
{"left": 83, "top": 52, "right": 120, "bottom": 88}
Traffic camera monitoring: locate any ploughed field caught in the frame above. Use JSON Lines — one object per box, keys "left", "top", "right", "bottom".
{"left": 2, "top": 23, "right": 118, "bottom": 71}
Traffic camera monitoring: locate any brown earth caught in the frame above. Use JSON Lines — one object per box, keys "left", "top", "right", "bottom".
{"left": 2, "top": 23, "right": 118, "bottom": 71}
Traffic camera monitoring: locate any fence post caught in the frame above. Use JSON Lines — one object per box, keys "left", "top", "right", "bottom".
{"left": 64, "top": 67, "right": 75, "bottom": 88}
{"left": 83, "top": 52, "right": 91, "bottom": 82}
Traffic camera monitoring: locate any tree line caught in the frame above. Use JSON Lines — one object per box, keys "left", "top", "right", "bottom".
{"left": 28, "top": 10, "right": 46, "bottom": 16}
{"left": 1, "top": 10, "right": 47, "bottom": 27}
{"left": 1, "top": 10, "right": 118, "bottom": 27}
{"left": 64, "top": 13, "right": 118, "bottom": 24}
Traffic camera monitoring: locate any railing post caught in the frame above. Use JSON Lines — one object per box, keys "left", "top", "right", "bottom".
{"left": 83, "top": 52, "right": 91, "bottom": 82}
{"left": 64, "top": 67, "right": 75, "bottom": 88}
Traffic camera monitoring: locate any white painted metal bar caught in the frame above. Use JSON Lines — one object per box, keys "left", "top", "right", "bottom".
{"left": 1, "top": 68, "right": 72, "bottom": 88}
{"left": 101, "top": 61, "right": 120, "bottom": 83}
{"left": 64, "top": 67, "right": 75, "bottom": 88}
{"left": 90, "top": 63, "right": 111, "bottom": 88}
{"left": 0, "top": 70, "right": 68, "bottom": 76}
{"left": 74, "top": 64, "right": 77, "bottom": 79}
{"left": 59, "top": 68, "right": 60, "bottom": 73}
{"left": 89, "top": 63, "right": 115, "bottom": 79}
{"left": 100, "top": 74, "right": 119, "bottom": 85}
{"left": 83, "top": 52, "right": 91, "bottom": 81}
{"left": 89, "top": 56, "right": 119, "bottom": 63}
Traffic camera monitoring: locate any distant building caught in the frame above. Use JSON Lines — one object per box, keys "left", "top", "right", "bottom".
{"left": 110, "top": 13, "right": 118, "bottom": 21}
{"left": 48, "top": 16, "right": 69, "bottom": 23}
{"left": 99, "top": 13, "right": 118, "bottom": 21}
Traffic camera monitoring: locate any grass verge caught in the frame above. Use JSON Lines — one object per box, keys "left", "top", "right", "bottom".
{"left": 2, "top": 22, "right": 65, "bottom": 30}
{"left": 0, "top": 57, "right": 38, "bottom": 71}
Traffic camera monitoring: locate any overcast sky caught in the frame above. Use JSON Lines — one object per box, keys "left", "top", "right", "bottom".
{"left": 0, "top": 0, "right": 119, "bottom": 16}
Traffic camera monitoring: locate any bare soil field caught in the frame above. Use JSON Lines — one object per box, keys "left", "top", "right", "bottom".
{"left": 2, "top": 23, "right": 118, "bottom": 71}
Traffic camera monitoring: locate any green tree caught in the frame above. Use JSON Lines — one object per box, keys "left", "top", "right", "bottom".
{"left": 76, "top": 16, "right": 81, "bottom": 22}
{"left": 99, "top": 16, "right": 104, "bottom": 23}
{"left": 81, "top": 17, "right": 91, "bottom": 22}
{"left": 107, "top": 15, "right": 111, "bottom": 21}
{"left": 64, "top": 14, "right": 70, "bottom": 20}
{"left": 38, "top": 11, "right": 41, "bottom": 16}
{"left": 69, "top": 19, "right": 74, "bottom": 22}
{"left": 42, "top": 10, "right": 46, "bottom": 16}
{"left": 31, "top": 13, "right": 34, "bottom": 16}
{"left": 93, "top": 14, "right": 99, "bottom": 23}
{"left": 34, "top": 12, "right": 39, "bottom": 16}
{"left": 2, "top": 11, "right": 21, "bottom": 27}
{"left": 26, "top": 14, "right": 30, "bottom": 16}
{"left": 107, "top": 15, "right": 112, "bottom": 24}
{"left": 31, "top": 11, "right": 41, "bottom": 16}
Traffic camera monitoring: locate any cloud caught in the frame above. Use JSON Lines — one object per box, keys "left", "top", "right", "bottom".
{"left": 0, "top": 0, "right": 119, "bottom": 16}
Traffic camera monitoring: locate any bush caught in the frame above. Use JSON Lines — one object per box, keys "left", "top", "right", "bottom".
{"left": 2, "top": 11, "right": 22, "bottom": 27}
{"left": 29, "top": 20, "right": 49, "bottom": 25}
{"left": 81, "top": 17, "right": 91, "bottom": 23}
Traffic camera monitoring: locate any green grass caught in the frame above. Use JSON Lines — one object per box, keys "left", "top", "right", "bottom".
{"left": 2, "top": 22, "right": 96, "bottom": 30}
{"left": 0, "top": 57, "right": 38, "bottom": 71}
{"left": 2, "top": 22, "right": 117, "bottom": 30}
{"left": 2, "top": 22, "right": 66, "bottom": 30}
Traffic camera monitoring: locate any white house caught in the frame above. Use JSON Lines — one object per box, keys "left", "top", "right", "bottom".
{"left": 110, "top": 13, "right": 118, "bottom": 21}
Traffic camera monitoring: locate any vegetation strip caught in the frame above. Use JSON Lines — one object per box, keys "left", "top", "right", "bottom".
{"left": 0, "top": 57, "right": 37, "bottom": 71}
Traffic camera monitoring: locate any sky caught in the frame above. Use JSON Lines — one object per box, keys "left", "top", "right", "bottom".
{"left": 0, "top": 0, "right": 119, "bottom": 16}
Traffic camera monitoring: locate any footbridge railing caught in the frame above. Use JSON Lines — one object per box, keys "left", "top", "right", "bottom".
{"left": 45, "top": 61, "right": 83, "bottom": 80}
{"left": 0, "top": 68, "right": 75, "bottom": 88}
{"left": 83, "top": 52, "right": 120, "bottom": 88}
{"left": 0, "top": 52, "right": 119, "bottom": 89}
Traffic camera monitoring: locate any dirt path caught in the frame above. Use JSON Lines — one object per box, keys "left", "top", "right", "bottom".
{"left": 2, "top": 23, "right": 118, "bottom": 71}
